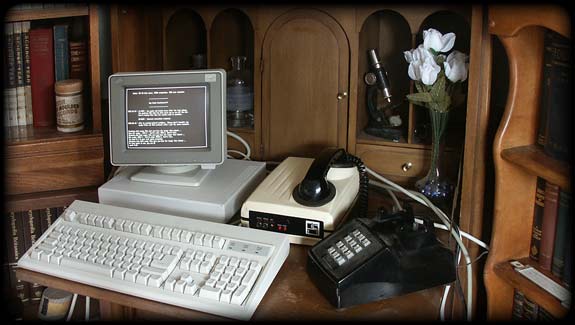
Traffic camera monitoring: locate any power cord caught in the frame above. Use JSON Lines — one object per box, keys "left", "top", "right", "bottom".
{"left": 365, "top": 168, "right": 489, "bottom": 321}
{"left": 226, "top": 130, "right": 251, "bottom": 160}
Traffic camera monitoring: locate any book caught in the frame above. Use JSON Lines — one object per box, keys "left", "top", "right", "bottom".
{"left": 13, "top": 21, "right": 27, "bottom": 126}
{"left": 69, "top": 40, "right": 88, "bottom": 82}
{"left": 22, "top": 21, "right": 33, "bottom": 126}
{"left": 511, "top": 289, "right": 525, "bottom": 320}
{"left": 22, "top": 209, "right": 44, "bottom": 301}
{"left": 541, "top": 31, "right": 572, "bottom": 162}
{"left": 552, "top": 190, "right": 571, "bottom": 279}
{"left": 564, "top": 219, "right": 572, "bottom": 288}
{"left": 529, "top": 177, "right": 545, "bottom": 261}
{"left": 53, "top": 24, "right": 70, "bottom": 82}
{"left": 30, "top": 27, "right": 56, "bottom": 127}
{"left": 40, "top": 207, "right": 56, "bottom": 233}
{"left": 13, "top": 22, "right": 27, "bottom": 126}
{"left": 5, "top": 23, "right": 18, "bottom": 127}
{"left": 522, "top": 295, "right": 539, "bottom": 320}
{"left": 4, "top": 211, "right": 25, "bottom": 264}
{"left": 539, "top": 182, "right": 560, "bottom": 271}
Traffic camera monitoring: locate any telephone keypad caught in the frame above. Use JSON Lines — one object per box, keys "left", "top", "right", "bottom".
{"left": 326, "top": 228, "right": 371, "bottom": 267}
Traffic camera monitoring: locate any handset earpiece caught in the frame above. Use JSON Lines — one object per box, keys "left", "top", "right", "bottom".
{"left": 292, "top": 148, "right": 346, "bottom": 207}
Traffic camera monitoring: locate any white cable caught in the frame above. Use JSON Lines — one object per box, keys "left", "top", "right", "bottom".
{"left": 226, "top": 130, "right": 251, "bottom": 160}
{"left": 369, "top": 180, "right": 403, "bottom": 211}
{"left": 227, "top": 149, "right": 250, "bottom": 160}
{"left": 413, "top": 218, "right": 489, "bottom": 251}
{"left": 365, "top": 166, "right": 473, "bottom": 321}
{"left": 85, "top": 296, "right": 90, "bottom": 321}
{"left": 66, "top": 293, "right": 78, "bottom": 321}
{"left": 440, "top": 285, "right": 451, "bottom": 321}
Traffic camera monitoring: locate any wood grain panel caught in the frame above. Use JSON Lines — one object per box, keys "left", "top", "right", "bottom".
{"left": 488, "top": 5, "right": 570, "bottom": 38}
{"left": 262, "top": 9, "right": 349, "bottom": 161}
{"left": 111, "top": 5, "right": 163, "bottom": 73}
{"left": 5, "top": 135, "right": 105, "bottom": 195}
{"left": 484, "top": 25, "right": 545, "bottom": 320}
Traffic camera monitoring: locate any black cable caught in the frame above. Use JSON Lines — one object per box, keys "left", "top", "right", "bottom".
{"left": 345, "top": 153, "right": 369, "bottom": 218}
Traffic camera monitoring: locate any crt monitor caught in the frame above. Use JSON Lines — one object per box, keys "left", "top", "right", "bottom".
{"left": 108, "top": 70, "right": 226, "bottom": 187}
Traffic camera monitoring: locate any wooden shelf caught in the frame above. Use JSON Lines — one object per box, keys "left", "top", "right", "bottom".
{"left": 228, "top": 127, "right": 255, "bottom": 134}
{"left": 356, "top": 130, "right": 459, "bottom": 152}
{"left": 5, "top": 186, "right": 99, "bottom": 212}
{"left": 5, "top": 126, "right": 100, "bottom": 146}
{"left": 5, "top": 5, "right": 89, "bottom": 22}
{"left": 501, "top": 145, "right": 571, "bottom": 191}
{"left": 493, "top": 257, "right": 570, "bottom": 319}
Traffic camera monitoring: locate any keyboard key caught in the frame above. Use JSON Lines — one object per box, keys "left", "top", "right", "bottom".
{"left": 174, "top": 280, "right": 186, "bottom": 293}
{"left": 60, "top": 257, "right": 114, "bottom": 277}
{"left": 148, "top": 274, "right": 163, "bottom": 287}
{"left": 199, "top": 285, "right": 221, "bottom": 301}
{"left": 164, "top": 278, "right": 176, "bottom": 291}
{"left": 136, "top": 272, "right": 151, "bottom": 285}
{"left": 231, "top": 285, "right": 249, "bottom": 305}
{"left": 184, "top": 282, "right": 199, "bottom": 295}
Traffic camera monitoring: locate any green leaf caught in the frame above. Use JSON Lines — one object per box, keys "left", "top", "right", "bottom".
{"left": 407, "top": 92, "right": 433, "bottom": 103}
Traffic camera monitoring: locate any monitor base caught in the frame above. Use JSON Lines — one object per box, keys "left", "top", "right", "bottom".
{"left": 99, "top": 159, "right": 267, "bottom": 223}
{"left": 130, "top": 165, "right": 210, "bottom": 187}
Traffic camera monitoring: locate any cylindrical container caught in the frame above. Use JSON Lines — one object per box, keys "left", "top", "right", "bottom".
{"left": 37, "top": 288, "right": 73, "bottom": 321}
{"left": 55, "top": 79, "right": 84, "bottom": 133}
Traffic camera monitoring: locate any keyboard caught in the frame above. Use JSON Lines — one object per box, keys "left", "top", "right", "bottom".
{"left": 17, "top": 200, "right": 290, "bottom": 320}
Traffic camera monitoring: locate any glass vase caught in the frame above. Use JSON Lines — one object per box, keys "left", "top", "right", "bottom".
{"left": 415, "top": 109, "right": 454, "bottom": 209}
{"left": 226, "top": 56, "right": 254, "bottom": 128}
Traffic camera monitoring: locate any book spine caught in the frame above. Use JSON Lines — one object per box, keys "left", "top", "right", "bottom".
{"left": 6, "top": 211, "right": 30, "bottom": 305}
{"left": 30, "top": 27, "right": 56, "bottom": 127}
{"left": 542, "top": 31, "right": 572, "bottom": 162}
{"left": 53, "top": 24, "right": 70, "bottom": 82}
{"left": 522, "top": 295, "right": 539, "bottom": 320}
{"left": 13, "top": 21, "right": 27, "bottom": 126}
{"left": 552, "top": 190, "right": 571, "bottom": 278}
{"left": 537, "top": 32, "right": 552, "bottom": 147}
{"left": 26, "top": 209, "right": 45, "bottom": 301}
{"left": 511, "top": 289, "right": 525, "bottom": 320}
{"left": 69, "top": 40, "right": 88, "bottom": 82}
{"left": 22, "top": 21, "right": 33, "bottom": 126}
{"left": 539, "top": 182, "right": 560, "bottom": 270}
{"left": 564, "top": 218, "right": 572, "bottom": 288}
{"left": 5, "top": 23, "right": 18, "bottom": 127}
{"left": 529, "top": 177, "right": 545, "bottom": 261}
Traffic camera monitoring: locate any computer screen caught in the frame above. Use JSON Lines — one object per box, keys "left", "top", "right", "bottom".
{"left": 108, "top": 70, "right": 226, "bottom": 168}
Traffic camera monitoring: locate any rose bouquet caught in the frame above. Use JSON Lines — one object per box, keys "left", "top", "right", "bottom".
{"left": 403, "top": 28, "right": 469, "bottom": 205}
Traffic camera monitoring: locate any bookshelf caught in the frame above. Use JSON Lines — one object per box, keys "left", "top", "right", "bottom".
{"left": 484, "top": 5, "right": 571, "bottom": 320}
{"left": 4, "top": 4, "right": 105, "bottom": 196}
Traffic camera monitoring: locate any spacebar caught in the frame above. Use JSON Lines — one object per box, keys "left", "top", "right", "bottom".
{"left": 60, "top": 257, "right": 113, "bottom": 276}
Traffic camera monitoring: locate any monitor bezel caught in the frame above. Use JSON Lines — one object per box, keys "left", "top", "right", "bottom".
{"left": 108, "top": 70, "right": 226, "bottom": 167}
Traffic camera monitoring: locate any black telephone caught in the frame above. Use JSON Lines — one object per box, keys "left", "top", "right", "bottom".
{"left": 307, "top": 205, "right": 456, "bottom": 308}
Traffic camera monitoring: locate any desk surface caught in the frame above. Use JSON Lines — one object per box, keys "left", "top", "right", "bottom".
{"left": 17, "top": 244, "right": 444, "bottom": 321}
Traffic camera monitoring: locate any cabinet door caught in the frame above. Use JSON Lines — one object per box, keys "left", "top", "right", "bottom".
{"left": 110, "top": 5, "right": 163, "bottom": 72}
{"left": 261, "top": 9, "right": 349, "bottom": 161}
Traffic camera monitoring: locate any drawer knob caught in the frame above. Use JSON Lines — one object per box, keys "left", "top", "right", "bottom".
{"left": 337, "top": 92, "right": 348, "bottom": 100}
{"left": 401, "top": 162, "right": 412, "bottom": 172}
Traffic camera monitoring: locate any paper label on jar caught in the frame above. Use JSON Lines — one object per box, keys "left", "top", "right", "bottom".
{"left": 56, "top": 94, "right": 84, "bottom": 127}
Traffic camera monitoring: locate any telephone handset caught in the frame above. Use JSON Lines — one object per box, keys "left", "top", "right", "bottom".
{"left": 293, "top": 148, "right": 368, "bottom": 217}
{"left": 292, "top": 148, "right": 346, "bottom": 207}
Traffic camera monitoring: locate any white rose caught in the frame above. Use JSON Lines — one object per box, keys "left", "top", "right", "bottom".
{"left": 423, "top": 28, "right": 456, "bottom": 53}
{"left": 405, "top": 45, "right": 434, "bottom": 81}
{"left": 444, "top": 50, "right": 469, "bottom": 82}
{"left": 419, "top": 56, "right": 441, "bottom": 85}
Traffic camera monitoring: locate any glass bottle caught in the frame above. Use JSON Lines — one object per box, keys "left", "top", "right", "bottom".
{"left": 226, "top": 56, "right": 253, "bottom": 128}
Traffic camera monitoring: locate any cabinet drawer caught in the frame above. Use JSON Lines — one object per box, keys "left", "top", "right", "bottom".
{"left": 355, "top": 144, "right": 459, "bottom": 186}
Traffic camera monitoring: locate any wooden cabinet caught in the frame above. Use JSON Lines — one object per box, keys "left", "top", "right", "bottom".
{"left": 108, "top": 5, "right": 490, "bottom": 318}
{"left": 261, "top": 8, "right": 349, "bottom": 161}
{"left": 483, "top": 5, "right": 571, "bottom": 320}
{"left": 5, "top": 5, "right": 105, "bottom": 203}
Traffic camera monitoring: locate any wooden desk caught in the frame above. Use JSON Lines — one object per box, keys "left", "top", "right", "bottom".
{"left": 17, "top": 244, "right": 445, "bottom": 321}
